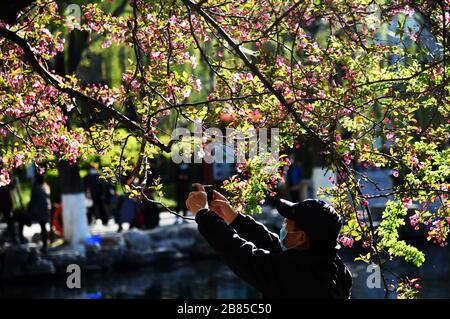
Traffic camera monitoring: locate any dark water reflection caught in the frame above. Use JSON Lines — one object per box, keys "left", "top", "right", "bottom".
{"left": 0, "top": 259, "right": 261, "bottom": 299}
{"left": 1, "top": 243, "right": 449, "bottom": 299}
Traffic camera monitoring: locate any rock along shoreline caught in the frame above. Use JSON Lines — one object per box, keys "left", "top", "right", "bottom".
{"left": 0, "top": 208, "right": 282, "bottom": 280}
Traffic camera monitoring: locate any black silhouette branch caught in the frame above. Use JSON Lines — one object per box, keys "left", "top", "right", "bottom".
{"left": 0, "top": 27, "right": 172, "bottom": 153}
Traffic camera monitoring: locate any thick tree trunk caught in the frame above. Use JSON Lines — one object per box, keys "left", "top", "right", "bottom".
{"left": 54, "top": 31, "right": 91, "bottom": 252}
{"left": 57, "top": 161, "right": 90, "bottom": 252}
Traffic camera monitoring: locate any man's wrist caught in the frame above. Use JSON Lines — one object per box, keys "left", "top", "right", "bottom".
{"left": 194, "top": 207, "right": 209, "bottom": 222}
{"left": 226, "top": 210, "right": 239, "bottom": 225}
{"left": 192, "top": 204, "right": 208, "bottom": 214}
{"left": 195, "top": 206, "right": 208, "bottom": 214}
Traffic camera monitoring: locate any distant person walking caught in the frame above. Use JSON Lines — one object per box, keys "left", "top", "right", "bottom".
{"left": 139, "top": 194, "right": 160, "bottom": 229}
{"left": 84, "top": 163, "right": 109, "bottom": 225}
{"left": 28, "top": 174, "right": 51, "bottom": 253}
{"left": 0, "top": 183, "right": 18, "bottom": 244}
{"left": 174, "top": 163, "right": 190, "bottom": 224}
{"left": 287, "top": 157, "right": 304, "bottom": 202}
{"left": 116, "top": 194, "right": 140, "bottom": 232}
{"left": 140, "top": 163, "right": 160, "bottom": 229}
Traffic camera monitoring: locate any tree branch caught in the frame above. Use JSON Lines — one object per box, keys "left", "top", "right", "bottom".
{"left": 182, "top": 0, "right": 325, "bottom": 148}
{"left": 0, "top": 27, "right": 172, "bottom": 152}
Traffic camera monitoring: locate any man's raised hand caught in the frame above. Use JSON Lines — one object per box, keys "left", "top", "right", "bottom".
{"left": 210, "top": 190, "right": 238, "bottom": 224}
{"left": 185, "top": 183, "right": 208, "bottom": 215}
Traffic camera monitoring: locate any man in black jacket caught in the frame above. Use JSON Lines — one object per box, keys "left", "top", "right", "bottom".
{"left": 186, "top": 183, "right": 352, "bottom": 299}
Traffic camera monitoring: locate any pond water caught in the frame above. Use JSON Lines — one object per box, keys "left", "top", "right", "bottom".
{"left": 1, "top": 243, "right": 449, "bottom": 299}
{"left": 0, "top": 259, "right": 260, "bottom": 299}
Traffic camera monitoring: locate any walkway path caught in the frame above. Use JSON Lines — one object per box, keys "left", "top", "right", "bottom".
{"left": 20, "top": 211, "right": 195, "bottom": 240}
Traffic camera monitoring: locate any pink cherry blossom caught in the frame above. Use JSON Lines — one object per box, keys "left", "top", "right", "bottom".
{"left": 342, "top": 152, "right": 353, "bottom": 165}
{"left": 339, "top": 235, "right": 354, "bottom": 248}
{"left": 0, "top": 169, "right": 11, "bottom": 186}
{"left": 193, "top": 79, "right": 202, "bottom": 92}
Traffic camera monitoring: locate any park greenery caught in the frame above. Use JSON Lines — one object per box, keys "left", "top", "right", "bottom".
{"left": 0, "top": 0, "right": 449, "bottom": 298}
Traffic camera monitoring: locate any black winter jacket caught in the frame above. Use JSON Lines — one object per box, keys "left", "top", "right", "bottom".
{"left": 195, "top": 209, "right": 352, "bottom": 299}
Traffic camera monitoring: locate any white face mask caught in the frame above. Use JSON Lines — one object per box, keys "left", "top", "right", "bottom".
{"left": 279, "top": 224, "right": 303, "bottom": 251}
